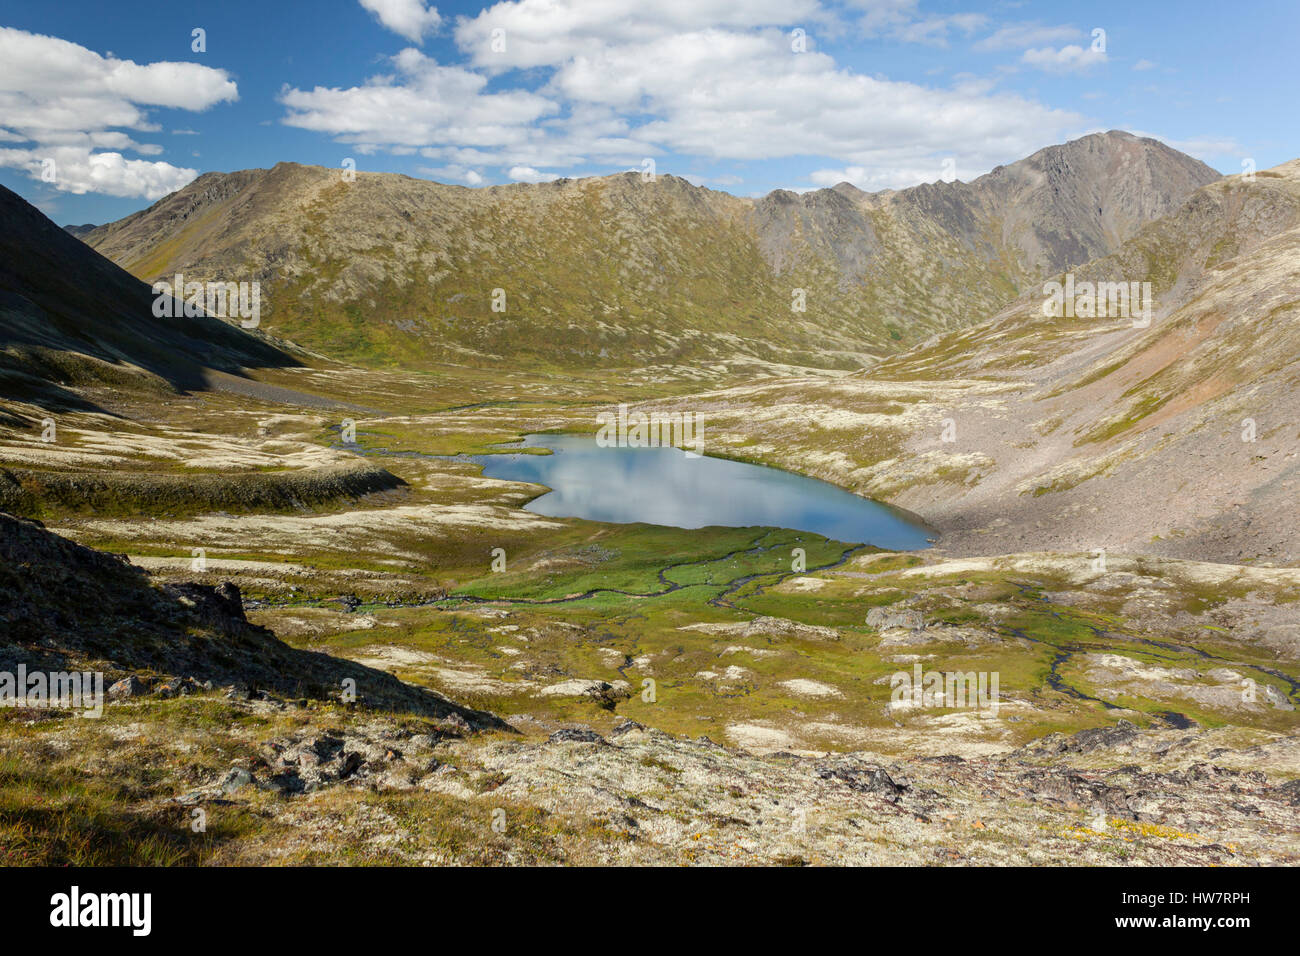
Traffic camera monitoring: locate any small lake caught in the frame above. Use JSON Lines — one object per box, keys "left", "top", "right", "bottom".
{"left": 474, "top": 434, "right": 933, "bottom": 550}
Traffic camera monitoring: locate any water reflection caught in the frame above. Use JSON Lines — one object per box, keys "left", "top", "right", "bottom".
{"left": 474, "top": 434, "right": 933, "bottom": 550}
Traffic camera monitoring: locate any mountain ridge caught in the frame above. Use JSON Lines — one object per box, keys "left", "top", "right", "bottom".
{"left": 82, "top": 131, "right": 1220, "bottom": 372}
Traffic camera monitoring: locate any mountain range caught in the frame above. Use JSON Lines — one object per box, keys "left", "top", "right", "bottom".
{"left": 78, "top": 130, "right": 1218, "bottom": 372}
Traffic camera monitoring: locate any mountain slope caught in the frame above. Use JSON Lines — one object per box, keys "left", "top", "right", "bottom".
{"left": 753, "top": 130, "right": 1220, "bottom": 340}
{"left": 0, "top": 183, "right": 296, "bottom": 411}
{"left": 0, "top": 510, "right": 505, "bottom": 727}
{"left": 83, "top": 131, "right": 1218, "bottom": 373}
{"left": 869, "top": 158, "right": 1300, "bottom": 562}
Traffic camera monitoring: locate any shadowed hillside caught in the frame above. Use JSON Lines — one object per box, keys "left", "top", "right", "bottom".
{"left": 0, "top": 510, "right": 504, "bottom": 727}
{"left": 0, "top": 183, "right": 299, "bottom": 410}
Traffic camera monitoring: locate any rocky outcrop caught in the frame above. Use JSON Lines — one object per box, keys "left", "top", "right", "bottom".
{"left": 0, "top": 510, "right": 509, "bottom": 729}
{"left": 866, "top": 606, "right": 926, "bottom": 632}
{"left": 161, "top": 581, "right": 251, "bottom": 636}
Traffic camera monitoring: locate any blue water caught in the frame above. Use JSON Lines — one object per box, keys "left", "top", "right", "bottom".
{"left": 473, "top": 434, "right": 933, "bottom": 550}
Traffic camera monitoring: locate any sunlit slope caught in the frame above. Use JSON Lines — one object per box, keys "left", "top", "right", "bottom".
{"left": 869, "top": 159, "right": 1300, "bottom": 562}
{"left": 84, "top": 132, "right": 1217, "bottom": 373}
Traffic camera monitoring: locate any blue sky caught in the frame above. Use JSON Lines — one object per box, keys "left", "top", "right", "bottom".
{"left": 2, "top": 0, "right": 1297, "bottom": 226}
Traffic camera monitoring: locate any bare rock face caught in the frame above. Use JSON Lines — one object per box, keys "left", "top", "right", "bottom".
{"left": 751, "top": 130, "right": 1219, "bottom": 343}
{"left": 866, "top": 606, "right": 926, "bottom": 632}
{"left": 968, "top": 130, "right": 1222, "bottom": 273}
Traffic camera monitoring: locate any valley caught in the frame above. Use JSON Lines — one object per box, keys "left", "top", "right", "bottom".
{"left": 1, "top": 134, "right": 1297, "bottom": 867}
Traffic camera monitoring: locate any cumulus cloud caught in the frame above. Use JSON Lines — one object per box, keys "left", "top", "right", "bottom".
{"left": 452, "top": 0, "right": 821, "bottom": 71}
{"left": 280, "top": 48, "right": 555, "bottom": 148}
{"left": 551, "top": 30, "right": 1075, "bottom": 167}
{"left": 359, "top": 0, "right": 442, "bottom": 43}
{"left": 281, "top": 1, "right": 1085, "bottom": 190}
{"left": 0, "top": 27, "right": 236, "bottom": 198}
{"left": 507, "top": 165, "right": 559, "bottom": 183}
{"left": 0, "top": 146, "right": 199, "bottom": 199}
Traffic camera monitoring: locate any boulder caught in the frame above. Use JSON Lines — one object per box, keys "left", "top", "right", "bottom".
{"left": 161, "top": 581, "right": 250, "bottom": 636}
{"left": 866, "top": 606, "right": 926, "bottom": 632}
{"left": 549, "top": 728, "right": 607, "bottom": 745}
{"left": 220, "top": 767, "right": 255, "bottom": 795}
{"left": 107, "top": 675, "right": 147, "bottom": 700}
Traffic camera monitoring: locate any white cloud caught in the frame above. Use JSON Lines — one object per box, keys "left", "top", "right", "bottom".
{"left": 0, "top": 27, "right": 236, "bottom": 198}
{"left": 418, "top": 163, "right": 484, "bottom": 185}
{"left": 281, "top": 2, "right": 1086, "bottom": 191}
{"left": 547, "top": 29, "right": 1081, "bottom": 170}
{"left": 1133, "top": 59, "right": 1157, "bottom": 71}
{"left": 453, "top": 0, "right": 820, "bottom": 70}
{"left": 808, "top": 159, "right": 958, "bottom": 191}
{"left": 974, "top": 22, "right": 1082, "bottom": 52}
{"left": 0, "top": 146, "right": 199, "bottom": 199}
{"left": 359, "top": 0, "right": 442, "bottom": 44}
{"left": 507, "top": 165, "right": 559, "bottom": 183}
{"left": 1022, "top": 44, "right": 1108, "bottom": 73}
{"left": 280, "top": 48, "right": 555, "bottom": 148}
{"left": 0, "top": 28, "right": 237, "bottom": 121}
